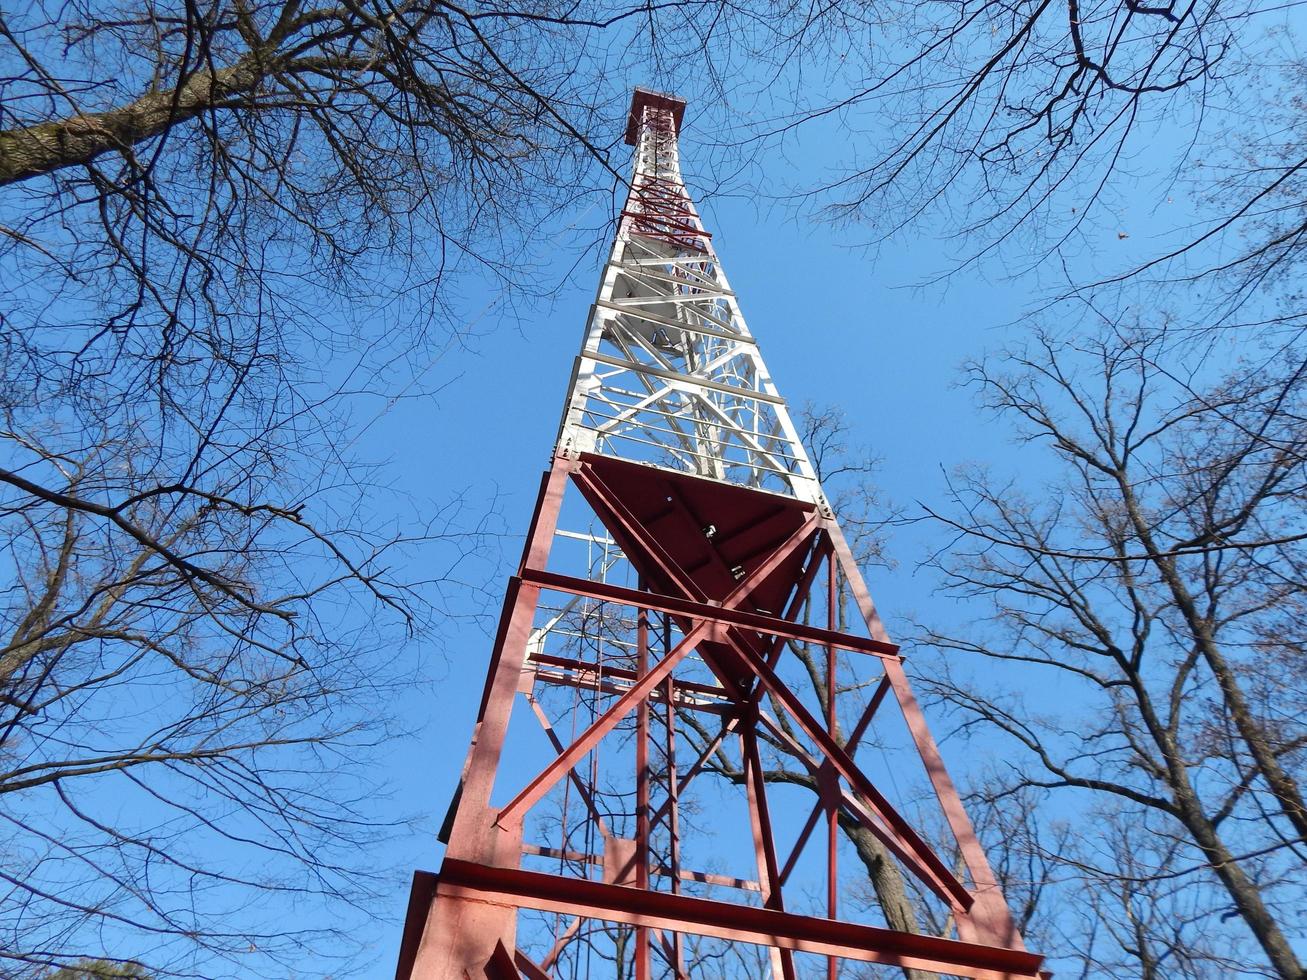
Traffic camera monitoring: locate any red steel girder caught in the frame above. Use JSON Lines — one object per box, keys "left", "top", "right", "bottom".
{"left": 406, "top": 453, "right": 1041, "bottom": 978}
{"left": 414, "top": 861, "right": 1048, "bottom": 980}
{"left": 527, "top": 650, "right": 729, "bottom": 703}
{"left": 498, "top": 507, "right": 825, "bottom": 826}
{"left": 520, "top": 567, "right": 899, "bottom": 659}
{"left": 497, "top": 617, "right": 720, "bottom": 824}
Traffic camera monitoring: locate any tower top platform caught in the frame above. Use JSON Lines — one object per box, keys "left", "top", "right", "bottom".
{"left": 624, "top": 86, "right": 687, "bottom": 145}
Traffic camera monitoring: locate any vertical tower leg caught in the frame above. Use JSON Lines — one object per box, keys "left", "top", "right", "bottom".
{"left": 634, "top": 599, "right": 652, "bottom": 980}
{"left": 826, "top": 553, "right": 840, "bottom": 980}
{"left": 407, "top": 461, "right": 572, "bottom": 978}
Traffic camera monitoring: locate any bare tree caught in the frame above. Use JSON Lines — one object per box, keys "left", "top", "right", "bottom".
{"left": 917, "top": 326, "right": 1307, "bottom": 978}
{"left": 764, "top": 0, "right": 1307, "bottom": 328}
{"left": 0, "top": 402, "right": 502, "bottom": 976}
{"left": 0, "top": 1, "right": 798, "bottom": 975}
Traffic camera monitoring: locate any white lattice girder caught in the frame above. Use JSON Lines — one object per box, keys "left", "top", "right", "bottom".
{"left": 556, "top": 98, "right": 823, "bottom": 505}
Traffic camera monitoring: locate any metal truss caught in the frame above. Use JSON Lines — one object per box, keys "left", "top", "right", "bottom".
{"left": 396, "top": 89, "right": 1047, "bottom": 980}
{"left": 557, "top": 90, "right": 821, "bottom": 504}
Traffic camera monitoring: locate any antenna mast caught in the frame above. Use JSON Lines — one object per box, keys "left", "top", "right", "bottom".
{"left": 396, "top": 88, "right": 1047, "bottom": 980}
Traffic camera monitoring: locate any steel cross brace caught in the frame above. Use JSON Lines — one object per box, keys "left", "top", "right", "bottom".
{"left": 570, "top": 460, "right": 819, "bottom": 680}
{"left": 727, "top": 619, "right": 975, "bottom": 911}
{"left": 554, "top": 458, "right": 977, "bottom": 913}
{"left": 557, "top": 458, "right": 976, "bottom": 910}
{"left": 521, "top": 567, "right": 898, "bottom": 658}
{"left": 778, "top": 673, "right": 893, "bottom": 887}
{"left": 497, "top": 493, "right": 821, "bottom": 825}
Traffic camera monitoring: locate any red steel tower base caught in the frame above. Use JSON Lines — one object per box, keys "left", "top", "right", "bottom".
{"left": 395, "top": 89, "right": 1047, "bottom": 980}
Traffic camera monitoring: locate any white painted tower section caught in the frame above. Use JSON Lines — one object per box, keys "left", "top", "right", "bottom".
{"left": 556, "top": 94, "right": 823, "bottom": 505}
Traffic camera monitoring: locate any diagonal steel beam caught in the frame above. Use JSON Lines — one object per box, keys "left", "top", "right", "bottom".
{"left": 572, "top": 465, "right": 706, "bottom": 602}
{"left": 647, "top": 712, "right": 740, "bottom": 831}
{"left": 497, "top": 619, "right": 717, "bottom": 823}
{"left": 778, "top": 669, "right": 892, "bottom": 889}
{"left": 825, "top": 517, "right": 1022, "bottom": 947}
{"left": 519, "top": 568, "right": 897, "bottom": 658}
{"left": 514, "top": 949, "right": 552, "bottom": 980}
{"left": 728, "top": 630, "right": 974, "bottom": 911}
{"left": 523, "top": 694, "right": 612, "bottom": 839}
{"left": 846, "top": 673, "right": 893, "bottom": 755}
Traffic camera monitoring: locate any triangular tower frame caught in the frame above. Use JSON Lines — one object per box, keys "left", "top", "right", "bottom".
{"left": 396, "top": 88, "right": 1047, "bottom": 980}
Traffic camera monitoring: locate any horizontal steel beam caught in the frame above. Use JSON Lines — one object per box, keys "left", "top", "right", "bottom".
{"left": 522, "top": 844, "right": 760, "bottom": 892}
{"left": 528, "top": 651, "right": 730, "bottom": 700}
{"left": 520, "top": 568, "right": 901, "bottom": 659}
{"left": 528, "top": 667, "right": 731, "bottom": 715}
{"left": 581, "top": 351, "right": 785, "bottom": 405}
{"left": 606, "top": 262, "right": 737, "bottom": 297}
{"left": 597, "top": 298, "right": 749, "bottom": 344}
{"left": 431, "top": 860, "right": 1047, "bottom": 980}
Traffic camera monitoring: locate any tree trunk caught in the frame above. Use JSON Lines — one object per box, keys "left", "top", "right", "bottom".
{"left": 1117, "top": 478, "right": 1307, "bottom": 876}
{"left": 839, "top": 814, "right": 941, "bottom": 980}
{"left": 1172, "top": 787, "right": 1305, "bottom": 979}
{"left": 0, "top": 57, "right": 265, "bottom": 186}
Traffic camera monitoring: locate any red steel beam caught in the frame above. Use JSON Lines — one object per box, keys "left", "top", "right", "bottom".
{"left": 727, "top": 629, "right": 975, "bottom": 911}
{"left": 523, "top": 696, "right": 612, "bottom": 838}
{"left": 430, "top": 860, "right": 1047, "bottom": 980}
{"left": 541, "top": 916, "right": 580, "bottom": 971}
{"left": 846, "top": 673, "right": 893, "bottom": 755}
{"left": 772, "top": 672, "right": 895, "bottom": 883}
{"left": 635, "top": 601, "right": 652, "bottom": 980}
{"left": 647, "top": 713, "right": 739, "bottom": 831}
{"left": 825, "top": 553, "right": 839, "bottom": 980}
{"left": 662, "top": 622, "right": 687, "bottom": 974}
{"left": 825, "top": 517, "right": 1023, "bottom": 948}
{"left": 528, "top": 651, "right": 729, "bottom": 701}
{"left": 487, "top": 941, "right": 519, "bottom": 979}
{"left": 778, "top": 797, "right": 823, "bottom": 888}
{"left": 520, "top": 568, "right": 899, "bottom": 659}
{"left": 496, "top": 619, "right": 718, "bottom": 823}
{"left": 514, "top": 949, "right": 552, "bottom": 980}
{"left": 755, "top": 707, "right": 966, "bottom": 908}
{"left": 522, "top": 844, "right": 759, "bottom": 892}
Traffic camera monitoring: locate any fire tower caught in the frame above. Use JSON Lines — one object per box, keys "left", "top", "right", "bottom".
{"left": 396, "top": 89, "right": 1047, "bottom": 979}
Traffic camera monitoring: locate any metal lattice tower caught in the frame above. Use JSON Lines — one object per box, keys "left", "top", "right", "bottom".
{"left": 396, "top": 88, "right": 1047, "bottom": 980}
